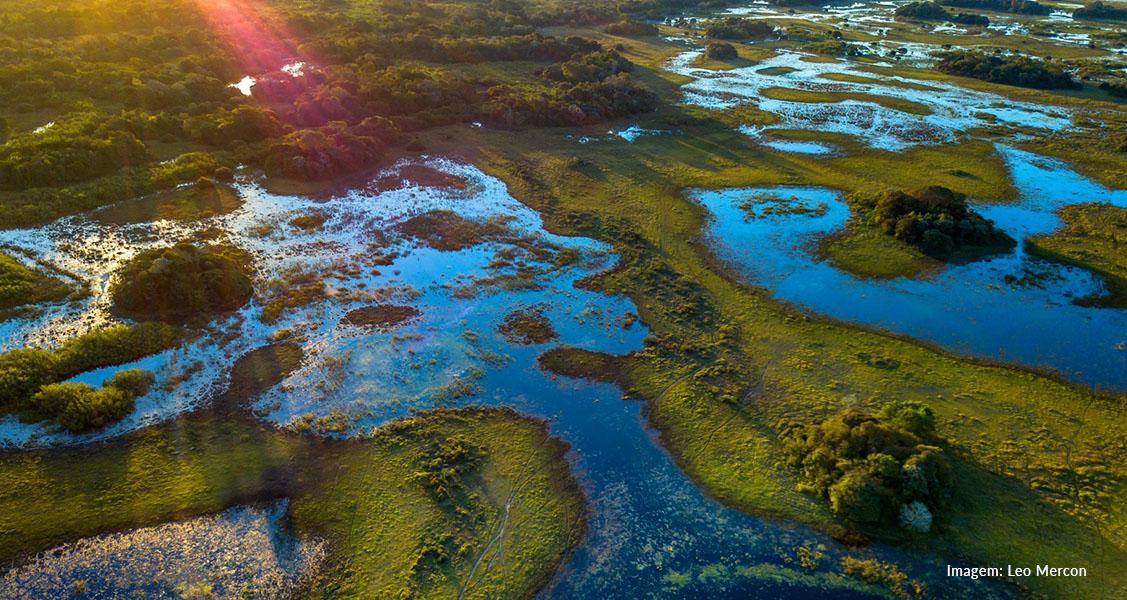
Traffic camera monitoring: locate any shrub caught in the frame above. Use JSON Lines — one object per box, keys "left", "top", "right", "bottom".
{"left": 55, "top": 322, "right": 179, "bottom": 376}
{"left": 879, "top": 400, "right": 938, "bottom": 437}
{"left": 706, "top": 42, "right": 739, "bottom": 60}
{"left": 104, "top": 368, "right": 156, "bottom": 397}
{"left": 0, "top": 349, "right": 60, "bottom": 413}
{"left": 781, "top": 404, "right": 952, "bottom": 530}
{"left": 28, "top": 382, "right": 134, "bottom": 433}
{"left": 110, "top": 243, "right": 253, "bottom": 323}
{"left": 859, "top": 186, "right": 1015, "bottom": 258}
{"left": 0, "top": 254, "right": 36, "bottom": 307}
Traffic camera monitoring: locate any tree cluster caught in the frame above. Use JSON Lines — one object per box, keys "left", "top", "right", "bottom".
{"left": 0, "top": 323, "right": 176, "bottom": 430}
{"left": 896, "top": 1, "right": 991, "bottom": 26}
{"left": 859, "top": 186, "right": 1015, "bottom": 257}
{"left": 704, "top": 17, "right": 777, "bottom": 40}
{"left": 940, "top": 0, "right": 1050, "bottom": 15}
{"left": 781, "top": 402, "right": 952, "bottom": 531}
{"left": 1073, "top": 1, "right": 1127, "bottom": 20}
{"left": 110, "top": 243, "right": 254, "bottom": 323}
{"left": 935, "top": 50, "right": 1080, "bottom": 89}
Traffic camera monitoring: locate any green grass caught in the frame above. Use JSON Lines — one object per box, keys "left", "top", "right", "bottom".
{"left": 1027, "top": 202, "right": 1127, "bottom": 308}
{"left": 818, "top": 226, "right": 941, "bottom": 279}
{"left": 0, "top": 407, "right": 583, "bottom": 599}
{"left": 403, "top": 100, "right": 1126, "bottom": 597}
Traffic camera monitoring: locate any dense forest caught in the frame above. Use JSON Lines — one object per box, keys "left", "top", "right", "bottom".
{"left": 1073, "top": 1, "right": 1127, "bottom": 20}
{"left": 0, "top": 0, "right": 727, "bottom": 226}
{"left": 895, "top": 1, "right": 990, "bottom": 26}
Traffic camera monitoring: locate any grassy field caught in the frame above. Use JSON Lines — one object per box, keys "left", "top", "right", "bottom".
{"left": 817, "top": 225, "right": 942, "bottom": 279}
{"left": 0, "top": 406, "right": 584, "bottom": 599}
{"left": 1027, "top": 202, "right": 1127, "bottom": 308}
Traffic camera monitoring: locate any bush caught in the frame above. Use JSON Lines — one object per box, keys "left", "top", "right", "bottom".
{"left": 878, "top": 400, "right": 937, "bottom": 437}
{"left": 104, "top": 368, "right": 156, "bottom": 397}
{"left": 110, "top": 243, "right": 253, "bottom": 323}
{"left": 829, "top": 470, "right": 890, "bottom": 525}
{"left": 706, "top": 42, "right": 739, "bottom": 60}
{"left": 0, "top": 349, "right": 60, "bottom": 413}
{"left": 55, "top": 322, "right": 179, "bottom": 376}
{"left": 28, "top": 382, "right": 134, "bottom": 433}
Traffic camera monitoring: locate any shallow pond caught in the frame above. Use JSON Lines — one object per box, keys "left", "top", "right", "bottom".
{"left": 695, "top": 145, "right": 1127, "bottom": 390}
{"left": 0, "top": 161, "right": 1011, "bottom": 598}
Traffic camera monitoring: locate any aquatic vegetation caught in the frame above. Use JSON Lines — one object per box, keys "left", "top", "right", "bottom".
{"left": 341, "top": 305, "right": 422, "bottom": 331}
{"left": 110, "top": 243, "right": 253, "bottom": 323}
{"left": 497, "top": 305, "right": 559, "bottom": 345}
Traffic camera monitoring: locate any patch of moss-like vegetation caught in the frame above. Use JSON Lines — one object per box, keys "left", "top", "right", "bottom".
{"left": 110, "top": 242, "right": 253, "bottom": 323}
{"left": 497, "top": 305, "right": 558, "bottom": 345}
{"left": 0, "top": 323, "right": 177, "bottom": 430}
{"left": 0, "top": 252, "right": 72, "bottom": 312}
{"left": 397, "top": 210, "right": 505, "bottom": 251}
{"left": 1026, "top": 202, "right": 1127, "bottom": 308}
{"left": 857, "top": 186, "right": 1015, "bottom": 259}
{"left": 936, "top": 51, "right": 1080, "bottom": 90}
{"left": 781, "top": 401, "right": 951, "bottom": 533}
{"left": 341, "top": 304, "right": 422, "bottom": 331}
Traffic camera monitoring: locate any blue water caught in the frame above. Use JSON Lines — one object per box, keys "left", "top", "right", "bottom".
{"left": 695, "top": 146, "right": 1127, "bottom": 391}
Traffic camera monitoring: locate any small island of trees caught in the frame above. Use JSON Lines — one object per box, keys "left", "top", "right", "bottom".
{"left": 858, "top": 186, "right": 1015, "bottom": 258}
{"left": 935, "top": 50, "right": 1080, "bottom": 89}
{"left": 110, "top": 242, "right": 254, "bottom": 323}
